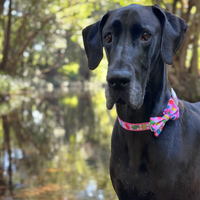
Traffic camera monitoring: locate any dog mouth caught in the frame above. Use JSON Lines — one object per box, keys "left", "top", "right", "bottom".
{"left": 116, "top": 98, "right": 126, "bottom": 105}
{"left": 106, "top": 96, "right": 142, "bottom": 110}
{"left": 105, "top": 86, "right": 144, "bottom": 110}
{"left": 106, "top": 94, "right": 127, "bottom": 110}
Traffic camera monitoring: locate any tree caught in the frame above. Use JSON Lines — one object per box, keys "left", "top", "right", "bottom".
{"left": 0, "top": 0, "right": 199, "bottom": 101}
{"left": 149, "top": 0, "right": 200, "bottom": 101}
{"left": 163, "top": 0, "right": 200, "bottom": 101}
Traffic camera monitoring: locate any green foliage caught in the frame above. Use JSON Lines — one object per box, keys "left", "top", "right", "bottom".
{"left": 59, "top": 94, "right": 78, "bottom": 107}
{"left": 113, "top": 0, "right": 153, "bottom": 6}
{"left": 0, "top": 74, "right": 30, "bottom": 94}
{"left": 58, "top": 63, "right": 80, "bottom": 80}
{"left": 0, "top": 0, "right": 160, "bottom": 83}
{"left": 0, "top": 0, "right": 200, "bottom": 100}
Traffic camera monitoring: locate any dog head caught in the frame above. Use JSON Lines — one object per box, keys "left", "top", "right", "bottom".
{"left": 82, "top": 4, "right": 188, "bottom": 110}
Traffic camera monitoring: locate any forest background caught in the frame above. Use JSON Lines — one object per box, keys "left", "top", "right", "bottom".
{"left": 0, "top": 0, "right": 199, "bottom": 199}
{"left": 0, "top": 0, "right": 200, "bottom": 101}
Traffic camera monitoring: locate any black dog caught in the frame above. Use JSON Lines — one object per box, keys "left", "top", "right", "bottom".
{"left": 82, "top": 4, "right": 200, "bottom": 200}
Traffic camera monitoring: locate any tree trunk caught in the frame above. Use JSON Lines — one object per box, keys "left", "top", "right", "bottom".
{"left": 0, "top": 0, "right": 12, "bottom": 71}
{"left": 2, "top": 115, "right": 13, "bottom": 196}
{"left": 168, "top": 0, "right": 200, "bottom": 102}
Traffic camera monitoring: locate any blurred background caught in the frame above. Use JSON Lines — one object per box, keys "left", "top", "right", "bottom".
{"left": 0, "top": 0, "right": 199, "bottom": 199}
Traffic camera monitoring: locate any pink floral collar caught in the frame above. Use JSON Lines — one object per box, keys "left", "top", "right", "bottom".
{"left": 118, "top": 88, "right": 179, "bottom": 137}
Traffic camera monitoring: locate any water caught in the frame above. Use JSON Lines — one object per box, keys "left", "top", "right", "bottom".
{"left": 0, "top": 88, "right": 117, "bottom": 200}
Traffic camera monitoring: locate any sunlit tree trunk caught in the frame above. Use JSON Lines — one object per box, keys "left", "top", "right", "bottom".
{"left": 0, "top": 0, "right": 11, "bottom": 71}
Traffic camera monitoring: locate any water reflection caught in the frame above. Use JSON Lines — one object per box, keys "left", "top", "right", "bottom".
{"left": 0, "top": 89, "right": 117, "bottom": 199}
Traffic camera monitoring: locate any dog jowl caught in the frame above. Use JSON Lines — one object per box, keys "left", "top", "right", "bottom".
{"left": 82, "top": 4, "right": 200, "bottom": 200}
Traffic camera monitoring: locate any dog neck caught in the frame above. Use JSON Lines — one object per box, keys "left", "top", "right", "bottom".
{"left": 116, "top": 59, "right": 171, "bottom": 124}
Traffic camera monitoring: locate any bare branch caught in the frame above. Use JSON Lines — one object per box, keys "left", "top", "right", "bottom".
{"left": 182, "top": 0, "right": 196, "bottom": 23}
{"left": 10, "top": 15, "right": 55, "bottom": 73}
{"left": 172, "top": 0, "right": 179, "bottom": 14}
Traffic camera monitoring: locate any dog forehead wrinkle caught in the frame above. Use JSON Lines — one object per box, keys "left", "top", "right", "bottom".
{"left": 127, "top": 8, "right": 160, "bottom": 31}
{"left": 104, "top": 7, "right": 159, "bottom": 38}
{"left": 112, "top": 19, "right": 121, "bottom": 28}
{"left": 103, "top": 20, "right": 122, "bottom": 35}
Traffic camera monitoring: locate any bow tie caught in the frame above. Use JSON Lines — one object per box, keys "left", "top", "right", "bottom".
{"left": 150, "top": 91, "right": 179, "bottom": 137}
{"left": 118, "top": 88, "right": 179, "bottom": 137}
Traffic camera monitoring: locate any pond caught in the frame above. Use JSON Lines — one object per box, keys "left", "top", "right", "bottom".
{"left": 0, "top": 87, "right": 118, "bottom": 200}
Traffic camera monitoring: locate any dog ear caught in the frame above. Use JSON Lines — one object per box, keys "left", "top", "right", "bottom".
{"left": 152, "top": 5, "right": 188, "bottom": 65}
{"left": 82, "top": 13, "right": 109, "bottom": 70}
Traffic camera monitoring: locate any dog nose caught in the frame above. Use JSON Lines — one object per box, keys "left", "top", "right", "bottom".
{"left": 107, "top": 71, "right": 131, "bottom": 88}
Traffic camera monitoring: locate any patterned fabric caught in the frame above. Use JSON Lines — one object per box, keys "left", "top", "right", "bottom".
{"left": 118, "top": 117, "right": 151, "bottom": 131}
{"left": 150, "top": 88, "right": 179, "bottom": 137}
{"left": 118, "top": 88, "right": 179, "bottom": 137}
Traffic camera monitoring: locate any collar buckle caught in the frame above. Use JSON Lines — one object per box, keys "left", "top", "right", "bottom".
{"left": 149, "top": 122, "right": 154, "bottom": 132}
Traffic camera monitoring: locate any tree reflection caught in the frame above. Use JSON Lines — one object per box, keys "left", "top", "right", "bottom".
{"left": 0, "top": 89, "right": 117, "bottom": 200}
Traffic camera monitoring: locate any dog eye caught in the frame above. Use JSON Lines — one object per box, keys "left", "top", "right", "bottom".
{"left": 141, "top": 32, "right": 150, "bottom": 41}
{"left": 105, "top": 33, "right": 112, "bottom": 43}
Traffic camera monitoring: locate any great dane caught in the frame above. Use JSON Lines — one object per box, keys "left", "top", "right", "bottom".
{"left": 82, "top": 4, "right": 200, "bottom": 200}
